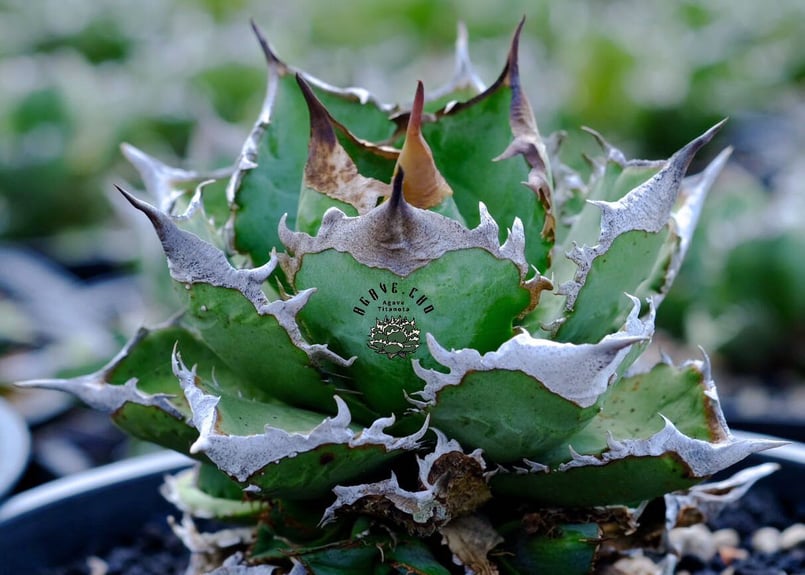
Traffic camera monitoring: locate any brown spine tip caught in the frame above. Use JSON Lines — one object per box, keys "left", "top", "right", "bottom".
{"left": 115, "top": 184, "right": 143, "bottom": 211}
{"left": 408, "top": 81, "right": 425, "bottom": 136}
{"left": 507, "top": 17, "right": 526, "bottom": 88}
{"left": 394, "top": 81, "right": 454, "bottom": 209}
{"left": 250, "top": 20, "right": 283, "bottom": 67}
{"left": 296, "top": 74, "right": 337, "bottom": 149}
{"left": 390, "top": 166, "right": 405, "bottom": 211}
{"left": 115, "top": 185, "right": 165, "bottom": 231}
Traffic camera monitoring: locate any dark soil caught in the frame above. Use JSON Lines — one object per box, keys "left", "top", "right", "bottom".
{"left": 35, "top": 519, "right": 188, "bottom": 575}
{"left": 685, "top": 485, "right": 805, "bottom": 575}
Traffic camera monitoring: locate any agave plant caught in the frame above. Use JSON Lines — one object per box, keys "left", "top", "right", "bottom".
{"left": 22, "top": 20, "right": 781, "bottom": 574}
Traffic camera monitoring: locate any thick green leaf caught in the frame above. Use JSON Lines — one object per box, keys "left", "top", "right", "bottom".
{"left": 421, "top": 21, "right": 552, "bottom": 271}
{"left": 492, "top": 452, "right": 700, "bottom": 508}
{"left": 498, "top": 523, "right": 599, "bottom": 575}
{"left": 115, "top": 185, "right": 373, "bottom": 419}
{"left": 174, "top": 356, "right": 427, "bottom": 499}
{"left": 245, "top": 444, "right": 401, "bottom": 499}
{"left": 293, "top": 248, "right": 531, "bottom": 415}
{"left": 163, "top": 466, "right": 266, "bottom": 519}
{"left": 182, "top": 283, "right": 357, "bottom": 415}
{"left": 385, "top": 537, "right": 453, "bottom": 575}
{"left": 231, "top": 26, "right": 396, "bottom": 265}
{"left": 543, "top": 361, "right": 723, "bottom": 463}
{"left": 109, "top": 325, "right": 220, "bottom": 452}
{"left": 490, "top": 360, "right": 774, "bottom": 506}
{"left": 547, "top": 122, "right": 725, "bottom": 343}
{"left": 412, "top": 298, "right": 648, "bottom": 463}
{"left": 418, "top": 369, "right": 600, "bottom": 463}
{"left": 549, "top": 139, "right": 664, "bottom": 286}
{"left": 556, "top": 229, "right": 671, "bottom": 343}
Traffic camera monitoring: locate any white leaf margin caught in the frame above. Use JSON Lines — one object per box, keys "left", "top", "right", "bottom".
{"left": 411, "top": 294, "right": 652, "bottom": 409}
{"left": 172, "top": 351, "right": 428, "bottom": 484}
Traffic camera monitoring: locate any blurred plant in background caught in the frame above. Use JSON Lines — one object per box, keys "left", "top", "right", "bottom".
{"left": 657, "top": 106, "right": 805, "bottom": 380}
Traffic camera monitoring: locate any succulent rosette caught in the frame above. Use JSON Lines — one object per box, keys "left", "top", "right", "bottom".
{"left": 22, "top": 20, "right": 780, "bottom": 574}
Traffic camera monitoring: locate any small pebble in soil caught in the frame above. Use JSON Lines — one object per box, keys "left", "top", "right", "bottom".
{"left": 751, "top": 526, "right": 782, "bottom": 553}
{"left": 669, "top": 524, "right": 718, "bottom": 562}
{"left": 780, "top": 523, "right": 805, "bottom": 550}
{"left": 602, "top": 553, "right": 664, "bottom": 574}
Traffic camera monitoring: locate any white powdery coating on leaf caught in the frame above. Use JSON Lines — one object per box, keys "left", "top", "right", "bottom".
{"left": 16, "top": 326, "right": 181, "bottom": 418}
{"left": 223, "top": 29, "right": 282, "bottom": 208}
{"left": 662, "top": 147, "right": 732, "bottom": 299}
{"left": 664, "top": 462, "right": 780, "bottom": 532}
{"left": 560, "top": 121, "right": 726, "bottom": 309}
{"left": 16, "top": 374, "right": 178, "bottom": 416}
{"left": 120, "top": 189, "right": 275, "bottom": 304}
{"left": 121, "top": 143, "right": 234, "bottom": 214}
{"left": 412, "top": 296, "right": 650, "bottom": 409}
{"left": 121, "top": 190, "right": 350, "bottom": 368}
{"left": 558, "top": 417, "right": 783, "bottom": 478}
{"left": 280, "top": 201, "right": 532, "bottom": 279}
{"left": 168, "top": 515, "right": 257, "bottom": 556}
{"left": 172, "top": 352, "right": 426, "bottom": 483}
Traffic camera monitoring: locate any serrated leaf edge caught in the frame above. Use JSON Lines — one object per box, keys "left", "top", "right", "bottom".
{"left": 173, "top": 351, "right": 428, "bottom": 484}
{"left": 320, "top": 429, "right": 484, "bottom": 527}
{"left": 119, "top": 187, "right": 351, "bottom": 368}
{"left": 16, "top": 325, "right": 183, "bottom": 418}
{"left": 559, "top": 120, "right": 727, "bottom": 310}
{"left": 411, "top": 295, "right": 651, "bottom": 409}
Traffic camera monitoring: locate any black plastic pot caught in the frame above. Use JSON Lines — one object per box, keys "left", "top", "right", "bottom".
{"left": 0, "top": 450, "right": 191, "bottom": 574}
{"left": 0, "top": 436, "right": 802, "bottom": 574}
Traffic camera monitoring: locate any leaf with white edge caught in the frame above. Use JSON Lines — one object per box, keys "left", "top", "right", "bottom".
{"left": 490, "top": 359, "right": 783, "bottom": 506}
{"left": 550, "top": 120, "right": 727, "bottom": 344}
{"left": 16, "top": 323, "right": 232, "bottom": 454}
{"left": 121, "top": 142, "right": 235, "bottom": 218}
{"left": 547, "top": 131, "right": 666, "bottom": 288}
{"left": 321, "top": 430, "right": 489, "bottom": 534}
{"left": 664, "top": 462, "right": 779, "bottom": 531}
{"left": 295, "top": 75, "right": 394, "bottom": 237}
{"left": 280, "top": 171, "right": 550, "bottom": 414}
{"left": 410, "top": 297, "right": 649, "bottom": 463}
{"left": 228, "top": 23, "right": 397, "bottom": 266}
{"left": 119, "top": 186, "right": 366, "bottom": 416}
{"left": 661, "top": 146, "right": 733, "bottom": 299}
{"left": 420, "top": 18, "right": 553, "bottom": 271}
{"left": 173, "top": 352, "right": 428, "bottom": 498}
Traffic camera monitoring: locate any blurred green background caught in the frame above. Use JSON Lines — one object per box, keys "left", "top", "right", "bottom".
{"left": 1, "top": 0, "right": 804, "bottom": 402}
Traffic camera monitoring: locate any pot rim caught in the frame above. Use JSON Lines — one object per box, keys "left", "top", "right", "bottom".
{"left": 0, "top": 449, "right": 191, "bottom": 522}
